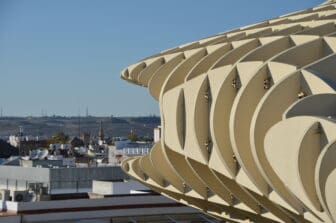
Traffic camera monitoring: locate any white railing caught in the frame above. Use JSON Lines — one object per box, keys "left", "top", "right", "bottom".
{"left": 122, "top": 147, "right": 151, "bottom": 156}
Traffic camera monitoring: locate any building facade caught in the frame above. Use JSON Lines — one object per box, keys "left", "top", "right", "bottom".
{"left": 120, "top": 1, "right": 336, "bottom": 222}
{"left": 0, "top": 165, "right": 127, "bottom": 195}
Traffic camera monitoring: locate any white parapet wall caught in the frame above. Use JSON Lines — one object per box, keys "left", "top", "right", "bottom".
{"left": 0, "top": 194, "right": 201, "bottom": 223}
{"left": 92, "top": 180, "right": 149, "bottom": 195}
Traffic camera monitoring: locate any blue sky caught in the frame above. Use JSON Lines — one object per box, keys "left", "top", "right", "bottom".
{"left": 0, "top": 0, "right": 322, "bottom": 117}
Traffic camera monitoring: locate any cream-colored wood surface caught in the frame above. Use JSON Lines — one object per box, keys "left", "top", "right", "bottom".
{"left": 121, "top": 1, "right": 336, "bottom": 222}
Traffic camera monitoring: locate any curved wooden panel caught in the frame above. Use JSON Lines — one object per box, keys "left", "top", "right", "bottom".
{"left": 212, "top": 39, "right": 260, "bottom": 69}
{"left": 185, "top": 43, "right": 232, "bottom": 80}
{"left": 184, "top": 74, "right": 210, "bottom": 164}
{"left": 138, "top": 57, "right": 164, "bottom": 86}
{"left": 162, "top": 87, "right": 185, "bottom": 153}
{"left": 209, "top": 66, "right": 237, "bottom": 176}
{"left": 325, "top": 169, "right": 336, "bottom": 221}
{"left": 242, "top": 36, "right": 295, "bottom": 61}
{"left": 229, "top": 63, "right": 269, "bottom": 195}
{"left": 315, "top": 139, "right": 336, "bottom": 221}
{"left": 285, "top": 93, "right": 336, "bottom": 118}
{"left": 273, "top": 38, "right": 333, "bottom": 68}
{"left": 251, "top": 70, "right": 335, "bottom": 212}
{"left": 164, "top": 146, "right": 208, "bottom": 199}
{"left": 250, "top": 72, "right": 305, "bottom": 213}
{"left": 162, "top": 48, "right": 207, "bottom": 93}
{"left": 150, "top": 142, "right": 184, "bottom": 192}
{"left": 264, "top": 117, "right": 330, "bottom": 220}
{"left": 128, "top": 62, "right": 146, "bottom": 80}
{"left": 148, "top": 53, "right": 185, "bottom": 100}
{"left": 139, "top": 155, "right": 166, "bottom": 187}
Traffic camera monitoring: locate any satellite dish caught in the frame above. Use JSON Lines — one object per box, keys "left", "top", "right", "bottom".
{"left": 21, "top": 156, "right": 30, "bottom": 161}
{"left": 87, "top": 150, "right": 96, "bottom": 158}
{"left": 77, "top": 147, "right": 87, "bottom": 155}
{"left": 38, "top": 149, "right": 49, "bottom": 160}
{"left": 30, "top": 150, "right": 39, "bottom": 160}
{"left": 28, "top": 192, "right": 37, "bottom": 202}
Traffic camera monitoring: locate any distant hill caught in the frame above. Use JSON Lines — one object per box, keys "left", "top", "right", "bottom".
{"left": 0, "top": 116, "right": 160, "bottom": 138}
{"left": 128, "top": 116, "right": 160, "bottom": 124}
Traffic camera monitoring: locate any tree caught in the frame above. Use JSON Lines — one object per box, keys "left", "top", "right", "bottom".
{"left": 128, "top": 131, "right": 138, "bottom": 142}
{"left": 50, "top": 131, "right": 69, "bottom": 144}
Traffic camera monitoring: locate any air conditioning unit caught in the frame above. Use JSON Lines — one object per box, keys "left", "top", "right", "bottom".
{"left": 0, "top": 189, "right": 10, "bottom": 201}
{"left": 11, "top": 190, "right": 29, "bottom": 202}
{"left": 28, "top": 191, "right": 37, "bottom": 202}
{"left": 28, "top": 183, "right": 49, "bottom": 195}
{"left": 28, "top": 182, "right": 43, "bottom": 191}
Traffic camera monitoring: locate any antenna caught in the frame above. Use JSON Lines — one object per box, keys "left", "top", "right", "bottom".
{"left": 86, "top": 106, "right": 89, "bottom": 117}
{"left": 41, "top": 109, "right": 48, "bottom": 117}
{"left": 19, "top": 126, "right": 24, "bottom": 136}
{"left": 99, "top": 120, "right": 104, "bottom": 140}
{"left": 78, "top": 109, "right": 81, "bottom": 137}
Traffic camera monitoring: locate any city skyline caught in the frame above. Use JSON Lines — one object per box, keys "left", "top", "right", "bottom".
{"left": 0, "top": 106, "right": 159, "bottom": 117}
{"left": 0, "top": 0, "right": 321, "bottom": 116}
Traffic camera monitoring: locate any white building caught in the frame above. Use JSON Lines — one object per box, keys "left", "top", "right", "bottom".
{"left": 114, "top": 140, "right": 152, "bottom": 151}
{"left": 153, "top": 126, "right": 161, "bottom": 143}
{"left": 9, "top": 135, "right": 47, "bottom": 148}
{"left": 49, "top": 143, "right": 71, "bottom": 150}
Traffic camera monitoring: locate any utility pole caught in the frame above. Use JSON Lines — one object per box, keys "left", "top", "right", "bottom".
{"left": 78, "top": 109, "right": 81, "bottom": 137}
{"left": 18, "top": 126, "right": 23, "bottom": 156}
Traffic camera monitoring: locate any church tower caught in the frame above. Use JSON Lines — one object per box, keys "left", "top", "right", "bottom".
{"left": 98, "top": 120, "right": 104, "bottom": 141}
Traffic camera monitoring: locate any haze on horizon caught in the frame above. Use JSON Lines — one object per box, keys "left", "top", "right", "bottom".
{"left": 0, "top": 0, "right": 321, "bottom": 117}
